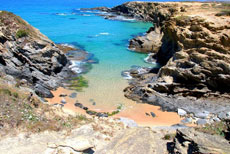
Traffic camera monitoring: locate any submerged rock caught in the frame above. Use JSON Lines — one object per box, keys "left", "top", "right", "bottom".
{"left": 69, "top": 92, "right": 77, "bottom": 98}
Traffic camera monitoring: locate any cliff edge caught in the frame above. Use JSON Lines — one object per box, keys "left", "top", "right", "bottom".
{"left": 0, "top": 11, "right": 70, "bottom": 98}
{"left": 95, "top": 2, "right": 230, "bottom": 122}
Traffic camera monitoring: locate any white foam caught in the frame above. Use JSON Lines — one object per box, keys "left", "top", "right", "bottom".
{"left": 80, "top": 10, "right": 94, "bottom": 13}
{"left": 59, "top": 43, "right": 75, "bottom": 49}
{"left": 99, "top": 32, "right": 110, "bottom": 35}
{"left": 69, "top": 60, "right": 83, "bottom": 73}
{"left": 121, "top": 71, "right": 133, "bottom": 80}
{"left": 144, "top": 53, "right": 156, "bottom": 64}
{"left": 82, "top": 14, "right": 91, "bottom": 16}
{"left": 111, "top": 16, "right": 136, "bottom": 21}
{"left": 56, "top": 13, "right": 67, "bottom": 16}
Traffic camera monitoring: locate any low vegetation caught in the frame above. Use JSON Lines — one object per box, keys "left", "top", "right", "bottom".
{"left": 0, "top": 11, "right": 41, "bottom": 39}
{"left": 162, "top": 133, "right": 176, "bottom": 140}
{"left": 16, "top": 29, "right": 28, "bottom": 38}
{"left": 215, "top": 10, "right": 230, "bottom": 16}
{"left": 195, "top": 120, "right": 230, "bottom": 140}
{"left": 0, "top": 84, "right": 90, "bottom": 137}
{"left": 67, "top": 76, "right": 89, "bottom": 91}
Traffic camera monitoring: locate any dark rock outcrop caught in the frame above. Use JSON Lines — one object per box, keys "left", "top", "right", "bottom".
{"left": 111, "top": 2, "right": 179, "bottom": 53}
{"left": 0, "top": 11, "right": 71, "bottom": 97}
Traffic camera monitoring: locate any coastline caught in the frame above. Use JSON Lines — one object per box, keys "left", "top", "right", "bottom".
{"left": 1, "top": 1, "right": 230, "bottom": 153}
{"left": 46, "top": 86, "right": 183, "bottom": 127}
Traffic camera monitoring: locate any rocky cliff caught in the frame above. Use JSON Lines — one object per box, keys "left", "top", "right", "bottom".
{"left": 0, "top": 11, "right": 71, "bottom": 98}
{"left": 100, "top": 2, "right": 230, "bottom": 122}
{"left": 110, "top": 2, "right": 180, "bottom": 53}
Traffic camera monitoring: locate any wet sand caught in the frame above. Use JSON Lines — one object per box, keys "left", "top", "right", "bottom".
{"left": 47, "top": 85, "right": 183, "bottom": 127}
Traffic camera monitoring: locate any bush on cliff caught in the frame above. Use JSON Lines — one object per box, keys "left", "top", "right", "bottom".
{"left": 16, "top": 29, "right": 28, "bottom": 38}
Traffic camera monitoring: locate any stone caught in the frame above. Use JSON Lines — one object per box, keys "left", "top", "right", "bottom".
{"left": 69, "top": 92, "right": 77, "bottom": 98}
{"left": 60, "top": 137, "right": 94, "bottom": 152}
{"left": 150, "top": 112, "right": 156, "bottom": 117}
{"left": 34, "top": 84, "right": 54, "bottom": 98}
{"left": 96, "top": 113, "right": 108, "bottom": 118}
{"left": 218, "top": 111, "right": 230, "bottom": 120}
{"left": 59, "top": 93, "right": 67, "bottom": 97}
{"left": 3, "top": 75, "right": 16, "bottom": 85}
{"left": 212, "top": 117, "right": 221, "bottom": 122}
{"left": 181, "top": 118, "right": 192, "bottom": 124}
{"left": 196, "top": 119, "right": 207, "bottom": 125}
{"left": 86, "top": 110, "right": 97, "bottom": 115}
{"left": 178, "top": 108, "right": 187, "bottom": 116}
{"left": 119, "top": 117, "right": 138, "bottom": 127}
{"left": 20, "top": 79, "right": 28, "bottom": 85}
{"left": 74, "top": 102, "right": 84, "bottom": 109}
{"left": 83, "top": 107, "right": 88, "bottom": 110}
{"left": 194, "top": 111, "right": 210, "bottom": 119}
{"left": 173, "top": 128, "right": 230, "bottom": 153}
{"left": 61, "top": 99, "right": 67, "bottom": 104}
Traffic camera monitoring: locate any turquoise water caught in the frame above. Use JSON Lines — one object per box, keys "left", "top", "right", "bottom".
{"left": 0, "top": 0, "right": 203, "bottom": 110}
{"left": 1, "top": 0, "right": 157, "bottom": 109}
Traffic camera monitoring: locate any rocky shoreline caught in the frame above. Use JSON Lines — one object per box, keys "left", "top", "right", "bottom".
{"left": 88, "top": 2, "right": 230, "bottom": 125}
{"left": 0, "top": 11, "right": 73, "bottom": 98}
{"left": 1, "top": 2, "right": 230, "bottom": 153}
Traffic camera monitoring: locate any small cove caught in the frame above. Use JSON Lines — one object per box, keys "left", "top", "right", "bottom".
{"left": 2, "top": 0, "right": 183, "bottom": 126}
{"left": 46, "top": 10, "right": 182, "bottom": 126}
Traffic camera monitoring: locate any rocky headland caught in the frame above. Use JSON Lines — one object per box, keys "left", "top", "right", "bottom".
{"left": 89, "top": 2, "right": 230, "bottom": 125}
{"left": 0, "top": 11, "right": 73, "bottom": 98}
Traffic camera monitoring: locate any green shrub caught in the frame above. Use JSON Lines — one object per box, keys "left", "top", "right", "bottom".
{"left": 0, "top": 89, "right": 12, "bottom": 96}
{"left": 16, "top": 29, "right": 28, "bottom": 38}
{"left": 162, "top": 133, "right": 176, "bottom": 140}
{"left": 196, "top": 121, "right": 227, "bottom": 137}
{"left": 216, "top": 10, "right": 230, "bottom": 16}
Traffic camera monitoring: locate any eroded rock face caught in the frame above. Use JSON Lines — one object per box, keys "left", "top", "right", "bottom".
{"left": 0, "top": 11, "right": 70, "bottom": 97}
{"left": 116, "top": 2, "right": 230, "bottom": 122}
{"left": 110, "top": 2, "right": 179, "bottom": 53}
{"left": 119, "top": 2, "right": 230, "bottom": 97}
{"left": 129, "top": 27, "right": 163, "bottom": 53}
{"left": 111, "top": 2, "right": 178, "bottom": 22}
{"left": 156, "top": 16, "right": 230, "bottom": 97}
{"left": 172, "top": 128, "right": 230, "bottom": 154}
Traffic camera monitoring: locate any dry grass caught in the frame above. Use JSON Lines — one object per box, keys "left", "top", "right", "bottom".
{"left": 0, "top": 84, "right": 90, "bottom": 137}
{"left": 0, "top": 11, "right": 42, "bottom": 39}
{"left": 195, "top": 120, "right": 230, "bottom": 140}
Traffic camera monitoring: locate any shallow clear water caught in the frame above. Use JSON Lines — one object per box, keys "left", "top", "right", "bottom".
{"left": 1, "top": 0, "right": 157, "bottom": 109}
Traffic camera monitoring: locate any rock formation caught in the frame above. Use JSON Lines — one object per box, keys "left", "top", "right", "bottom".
{"left": 94, "top": 2, "right": 230, "bottom": 122}
{"left": 0, "top": 11, "right": 71, "bottom": 98}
